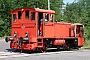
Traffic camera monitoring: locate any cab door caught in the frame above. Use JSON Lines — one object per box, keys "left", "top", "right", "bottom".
{"left": 37, "top": 12, "right": 43, "bottom": 36}
{"left": 43, "top": 13, "right": 54, "bottom": 37}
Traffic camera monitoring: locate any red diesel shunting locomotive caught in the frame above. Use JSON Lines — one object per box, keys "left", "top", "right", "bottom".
{"left": 5, "top": 8, "right": 84, "bottom": 52}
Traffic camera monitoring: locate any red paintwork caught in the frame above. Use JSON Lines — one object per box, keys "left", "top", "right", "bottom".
{"left": 78, "top": 37, "right": 84, "bottom": 46}
{"left": 53, "top": 40, "right": 65, "bottom": 45}
{"left": 8, "top": 8, "right": 84, "bottom": 51}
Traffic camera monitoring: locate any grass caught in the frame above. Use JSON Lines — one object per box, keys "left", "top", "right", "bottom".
{"left": 83, "top": 40, "right": 90, "bottom": 49}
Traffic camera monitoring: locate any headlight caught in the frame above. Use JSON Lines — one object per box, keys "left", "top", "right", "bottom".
{"left": 14, "top": 31, "right": 17, "bottom": 37}
{"left": 25, "top": 31, "right": 28, "bottom": 37}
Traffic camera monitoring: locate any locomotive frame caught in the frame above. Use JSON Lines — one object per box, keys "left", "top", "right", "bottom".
{"left": 5, "top": 8, "right": 84, "bottom": 52}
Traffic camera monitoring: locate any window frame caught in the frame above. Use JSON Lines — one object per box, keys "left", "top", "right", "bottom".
{"left": 30, "top": 12, "right": 35, "bottom": 20}
{"left": 18, "top": 11, "right": 22, "bottom": 19}
{"left": 13, "top": 14, "right": 16, "bottom": 22}
{"left": 44, "top": 13, "right": 54, "bottom": 22}
{"left": 25, "top": 10, "right": 29, "bottom": 19}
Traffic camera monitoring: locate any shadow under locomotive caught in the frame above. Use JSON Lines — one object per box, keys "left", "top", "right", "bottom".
{"left": 5, "top": 47, "right": 78, "bottom": 54}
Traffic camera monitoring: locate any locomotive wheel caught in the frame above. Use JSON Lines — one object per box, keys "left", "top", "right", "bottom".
{"left": 57, "top": 46, "right": 61, "bottom": 51}
{"left": 38, "top": 45, "right": 47, "bottom": 53}
{"left": 39, "top": 46, "right": 47, "bottom": 53}
{"left": 40, "top": 48, "right": 46, "bottom": 53}
{"left": 63, "top": 45, "right": 71, "bottom": 51}
{"left": 67, "top": 46, "right": 71, "bottom": 51}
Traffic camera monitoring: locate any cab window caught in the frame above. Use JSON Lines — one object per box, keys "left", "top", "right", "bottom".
{"left": 80, "top": 27, "right": 83, "bottom": 30}
{"left": 25, "top": 10, "right": 29, "bottom": 19}
{"left": 18, "top": 11, "right": 22, "bottom": 19}
{"left": 76, "top": 28, "right": 79, "bottom": 34}
{"left": 45, "top": 14, "right": 53, "bottom": 22}
{"left": 13, "top": 14, "right": 16, "bottom": 22}
{"left": 50, "top": 14, "right": 53, "bottom": 22}
{"left": 31, "top": 12, "right": 35, "bottom": 20}
{"left": 45, "top": 14, "right": 49, "bottom": 22}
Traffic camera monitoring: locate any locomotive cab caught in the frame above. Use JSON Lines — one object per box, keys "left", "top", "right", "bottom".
{"left": 71, "top": 23, "right": 84, "bottom": 37}
{"left": 11, "top": 8, "right": 36, "bottom": 38}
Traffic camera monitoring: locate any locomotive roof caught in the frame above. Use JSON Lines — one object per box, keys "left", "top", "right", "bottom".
{"left": 72, "top": 23, "right": 83, "bottom": 25}
{"left": 11, "top": 8, "right": 55, "bottom": 14}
